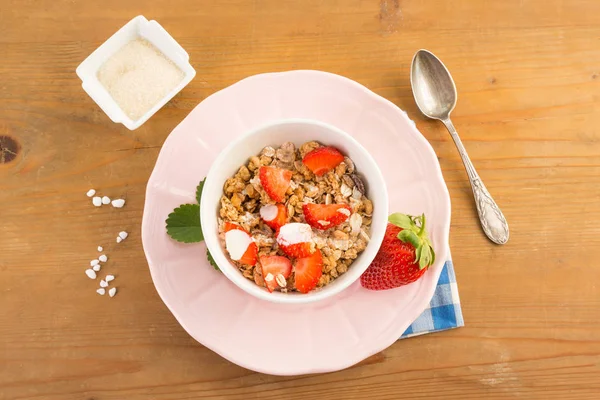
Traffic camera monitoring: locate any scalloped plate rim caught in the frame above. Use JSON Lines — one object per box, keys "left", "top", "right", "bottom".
{"left": 141, "top": 70, "right": 451, "bottom": 375}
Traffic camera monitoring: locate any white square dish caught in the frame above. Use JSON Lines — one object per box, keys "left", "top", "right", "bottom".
{"left": 76, "top": 15, "right": 196, "bottom": 130}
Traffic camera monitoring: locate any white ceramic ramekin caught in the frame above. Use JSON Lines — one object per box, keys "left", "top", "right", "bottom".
{"left": 76, "top": 15, "right": 196, "bottom": 130}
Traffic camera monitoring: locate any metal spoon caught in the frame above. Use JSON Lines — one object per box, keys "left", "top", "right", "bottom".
{"left": 410, "top": 49, "right": 509, "bottom": 244}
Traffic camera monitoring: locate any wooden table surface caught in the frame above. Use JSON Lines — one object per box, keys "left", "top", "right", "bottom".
{"left": 2, "top": 0, "right": 600, "bottom": 399}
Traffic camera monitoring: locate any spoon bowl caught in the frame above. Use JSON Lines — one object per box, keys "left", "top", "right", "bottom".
{"left": 410, "top": 50, "right": 457, "bottom": 120}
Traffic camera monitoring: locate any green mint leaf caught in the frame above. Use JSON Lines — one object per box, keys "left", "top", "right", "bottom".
{"left": 388, "top": 213, "right": 414, "bottom": 230}
{"left": 398, "top": 229, "right": 420, "bottom": 249}
{"left": 207, "top": 248, "right": 220, "bottom": 271}
{"left": 166, "top": 204, "right": 203, "bottom": 243}
{"left": 196, "top": 179, "right": 205, "bottom": 204}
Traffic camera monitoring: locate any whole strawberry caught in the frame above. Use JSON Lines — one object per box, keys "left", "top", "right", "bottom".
{"left": 360, "top": 213, "right": 435, "bottom": 290}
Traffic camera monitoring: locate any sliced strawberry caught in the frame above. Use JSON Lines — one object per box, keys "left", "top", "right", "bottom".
{"left": 259, "top": 166, "right": 292, "bottom": 202}
{"left": 276, "top": 223, "right": 315, "bottom": 258}
{"left": 259, "top": 255, "right": 292, "bottom": 292}
{"left": 260, "top": 203, "right": 288, "bottom": 230}
{"left": 224, "top": 222, "right": 258, "bottom": 266}
{"left": 224, "top": 222, "right": 246, "bottom": 233}
{"left": 238, "top": 242, "right": 258, "bottom": 266}
{"left": 302, "top": 203, "right": 352, "bottom": 230}
{"left": 279, "top": 242, "right": 314, "bottom": 258}
{"left": 294, "top": 250, "right": 323, "bottom": 293}
{"left": 302, "top": 146, "right": 345, "bottom": 176}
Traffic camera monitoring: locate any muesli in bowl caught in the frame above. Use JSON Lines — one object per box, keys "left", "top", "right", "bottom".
{"left": 219, "top": 141, "right": 373, "bottom": 294}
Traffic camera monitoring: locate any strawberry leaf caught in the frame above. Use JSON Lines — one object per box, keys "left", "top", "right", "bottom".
{"left": 388, "top": 213, "right": 413, "bottom": 230}
{"left": 207, "top": 248, "right": 220, "bottom": 271}
{"left": 392, "top": 212, "right": 435, "bottom": 270}
{"left": 419, "top": 245, "right": 432, "bottom": 270}
{"left": 398, "top": 230, "right": 420, "bottom": 249}
{"left": 166, "top": 204, "right": 203, "bottom": 243}
{"left": 196, "top": 179, "right": 205, "bottom": 204}
{"left": 415, "top": 244, "right": 423, "bottom": 265}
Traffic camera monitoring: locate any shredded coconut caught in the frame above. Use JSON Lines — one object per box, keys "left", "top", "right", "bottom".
{"left": 97, "top": 38, "right": 185, "bottom": 121}
{"left": 240, "top": 212, "right": 259, "bottom": 227}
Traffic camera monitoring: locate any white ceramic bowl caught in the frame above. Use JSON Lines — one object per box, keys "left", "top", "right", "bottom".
{"left": 76, "top": 15, "right": 196, "bottom": 130}
{"left": 201, "top": 119, "right": 389, "bottom": 304}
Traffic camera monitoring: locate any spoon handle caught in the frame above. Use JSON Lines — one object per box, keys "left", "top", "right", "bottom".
{"left": 442, "top": 118, "right": 509, "bottom": 244}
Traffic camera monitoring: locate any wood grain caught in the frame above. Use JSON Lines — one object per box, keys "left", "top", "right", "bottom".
{"left": 1, "top": 0, "right": 600, "bottom": 398}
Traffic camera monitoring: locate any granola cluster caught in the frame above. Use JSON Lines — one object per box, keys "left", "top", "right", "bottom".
{"left": 218, "top": 141, "right": 373, "bottom": 291}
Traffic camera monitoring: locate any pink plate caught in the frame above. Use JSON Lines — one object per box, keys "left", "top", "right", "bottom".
{"left": 142, "top": 70, "right": 451, "bottom": 375}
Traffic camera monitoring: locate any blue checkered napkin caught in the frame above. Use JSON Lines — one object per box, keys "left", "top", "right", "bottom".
{"left": 401, "top": 260, "right": 464, "bottom": 338}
